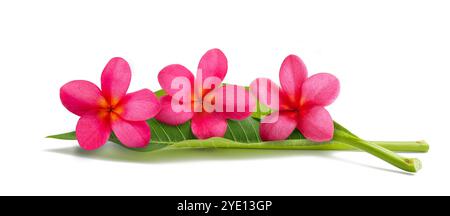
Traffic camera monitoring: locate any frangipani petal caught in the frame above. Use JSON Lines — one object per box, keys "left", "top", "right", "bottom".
{"left": 76, "top": 112, "right": 111, "bottom": 150}
{"left": 101, "top": 57, "right": 131, "bottom": 105}
{"left": 60, "top": 80, "right": 105, "bottom": 116}
{"left": 191, "top": 112, "right": 227, "bottom": 139}
{"left": 297, "top": 106, "right": 334, "bottom": 142}
{"left": 158, "top": 64, "right": 195, "bottom": 96}
{"left": 112, "top": 119, "right": 150, "bottom": 148}
{"left": 197, "top": 48, "right": 227, "bottom": 86}
{"left": 154, "top": 95, "right": 194, "bottom": 125}
{"left": 301, "top": 73, "right": 340, "bottom": 107}
{"left": 249, "top": 78, "right": 294, "bottom": 111}
{"left": 215, "top": 85, "right": 254, "bottom": 120}
{"left": 118, "top": 89, "right": 161, "bottom": 121}
{"left": 279, "top": 55, "right": 308, "bottom": 104}
{"left": 260, "top": 111, "right": 297, "bottom": 141}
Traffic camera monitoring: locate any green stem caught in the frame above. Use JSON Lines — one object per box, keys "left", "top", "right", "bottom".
{"left": 169, "top": 136, "right": 424, "bottom": 172}
{"left": 167, "top": 137, "right": 429, "bottom": 153}
{"left": 333, "top": 131, "right": 422, "bottom": 172}
{"left": 368, "top": 140, "right": 429, "bottom": 153}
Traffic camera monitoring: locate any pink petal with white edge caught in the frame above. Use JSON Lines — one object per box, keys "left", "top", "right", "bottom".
{"left": 197, "top": 48, "right": 227, "bottom": 85}
{"left": 191, "top": 112, "right": 227, "bottom": 139}
{"left": 154, "top": 95, "right": 194, "bottom": 125}
{"left": 297, "top": 106, "right": 334, "bottom": 142}
{"left": 249, "top": 78, "right": 294, "bottom": 111}
{"left": 158, "top": 64, "right": 194, "bottom": 96}
{"left": 215, "top": 85, "right": 254, "bottom": 120}
{"left": 76, "top": 112, "right": 111, "bottom": 150}
{"left": 60, "top": 80, "right": 105, "bottom": 116}
{"left": 259, "top": 111, "right": 297, "bottom": 141}
{"left": 300, "top": 73, "right": 340, "bottom": 107}
{"left": 112, "top": 118, "right": 151, "bottom": 148}
{"left": 279, "top": 55, "right": 308, "bottom": 103}
{"left": 118, "top": 89, "right": 161, "bottom": 121}
{"left": 101, "top": 57, "right": 131, "bottom": 104}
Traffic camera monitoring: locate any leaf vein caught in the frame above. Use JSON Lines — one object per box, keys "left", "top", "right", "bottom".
{"left": 176, "top": 125, "right": 187, "bottom": 140}
{"left": 247, "top": 118, "right": 261, "bottom": 142}
{"left": 227, "top": 124, "right": 237, "bottom": 142}
{"left": 237, "top": 121, "right": 250, "bottom": 143}
{"left": 150, "top": 124, "right": 162, "bottom": 141}
{"left": 154, "top": 121, "right": 172, "bottom": 142}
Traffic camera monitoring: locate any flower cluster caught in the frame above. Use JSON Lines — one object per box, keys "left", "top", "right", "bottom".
{"left": 60, "top": 49, "right": 339, "bottom": 150}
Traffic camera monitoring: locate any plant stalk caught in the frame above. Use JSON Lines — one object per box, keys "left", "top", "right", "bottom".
{"left": 167, "top": 137, "right": 429, "bottom": 153}
{"left": 169, "top": 136, "right": 425, "bottom": 172}
{"left": 332, "top": 131, "right": 422, "bottom": 172}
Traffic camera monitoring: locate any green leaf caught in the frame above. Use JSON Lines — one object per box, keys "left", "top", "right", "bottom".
{"left": 47, "top": 117, "right": 428, "bottom": 153}
{"left": 46, "top": 131, "right": 76, "bottom": 140}
{"left": 251, "top": 101, "right": 272, "bottom": 119}
{"left": 47, "top": 89, "right": 428, "bottom": 153}
{"left": 154, "top": 89, "right": 166, "bottom": 98}
{"left": 119, "top": 117, "right": 309, "bottom": 152}
{"left": 47, "top": 88, "right": 429, "bottom": 172}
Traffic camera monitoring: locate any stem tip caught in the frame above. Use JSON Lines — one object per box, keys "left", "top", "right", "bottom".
{"left": 405, "top": 158, "right": 422, "bottom": 172}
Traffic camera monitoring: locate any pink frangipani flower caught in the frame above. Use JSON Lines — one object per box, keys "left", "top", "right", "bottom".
{"left": 155, "top": 49, "right": 253, "bottom": 139}
{"left": 60, "top": 57, "right": 161, "bottom": 150}
{"left": 250, "top": 55, "right": 340, "bottom": 142}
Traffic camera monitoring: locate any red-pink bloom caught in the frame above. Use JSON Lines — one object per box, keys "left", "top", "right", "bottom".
{"left": 60, "top": 57, "right": 161, "bottom": 150}
{"left": 250, "top": 55, "right": 340, "bottom": 142}
{"left": 155, "top": 49, "right": 253, "bottom": 139}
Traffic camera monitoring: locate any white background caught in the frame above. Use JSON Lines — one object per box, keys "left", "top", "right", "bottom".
{"left": 1, "top": 0, "right": 449, "bottom": 195}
